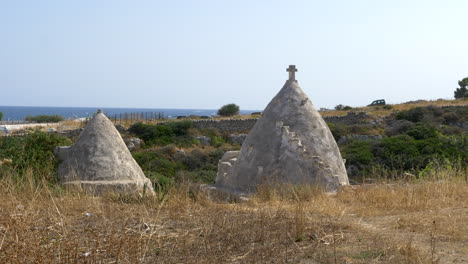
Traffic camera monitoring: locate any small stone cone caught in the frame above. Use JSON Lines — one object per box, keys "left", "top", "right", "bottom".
{"left": 216, "top": 72, "right": 349, "bottom": 192}
{"left": 56, "top": 110, "right": 154, "bottom": 195}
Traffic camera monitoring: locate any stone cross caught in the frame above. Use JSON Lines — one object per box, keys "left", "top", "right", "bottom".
{"left": 287, "top": 65, "right": 297, "bottom": 81}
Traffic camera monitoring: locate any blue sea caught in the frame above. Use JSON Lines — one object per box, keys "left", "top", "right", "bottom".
{"left": 0, "top": 106, "right": 259, "bottom": 121}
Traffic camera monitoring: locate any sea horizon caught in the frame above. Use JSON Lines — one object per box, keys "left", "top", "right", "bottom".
{"left": 0, "top": 105, "right": 260, "bottom": 121}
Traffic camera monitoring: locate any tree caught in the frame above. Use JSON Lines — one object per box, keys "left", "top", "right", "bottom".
{"left": 454, "top": 77, "right": 468, "bottom": 99}
{"left": 335, "top": 104, "right": 345, "bottom": 110}
{"left": 335, "top": 104, "right": 352, "bottom": 110}
{"left": 24, "top": 115, "right": 64, "bottom": 123}
{"left": 217, "top": 104, "right": 240, "bottom": 117}
{"left": 0, "top": 112, "right": 3, "bottom": 121}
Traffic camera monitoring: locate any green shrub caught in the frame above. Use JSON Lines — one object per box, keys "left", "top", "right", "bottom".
{"left": 327, "top": 123, "right": 347, "bottom": 141}
{"left": 0, "top": 112, "right": 3, "bottom": 121}
{"left": 132, "top": 147, "right": 227, "bottom": 185}
{"left": 24, "top": 115, "right": 64, "bottom": 123}
{"left": 342, "top": 140, "right": 374, "bottom": 166}
{"left": 395, "top": 105, "right": 465, "bottom": 125}
{"left": 384, "top": 120, "right": 414, "bottom": 137}
{"left": 406, "top": 123, "right": 438, "bottom": 140}
{"left": 142, "top": 172, "right": 174, "bottom": 194}
{"left": 374, "top": 135, "right": 420, "bottom": 170}
{"left": 132, "top": 151, "right": 184, "bottom": 178}
{"left": 129, "top": 121, "right": 194, "bottom": 147}
{"left": 210, "top": 135, "right": 225, "bottom": 148}
{"left": 217, "top": 104, "right": 240, "bottom": 117}
{"left": 442, "top": 112, "right": 459, "bottom": 124}
{"left": 167, "top": 121, "right": 193, "bottom": 136}
{"left": 383, "top": 105, "right": 393, "bottom": 110}
{"left": 334, "top": 104, "right": 345, "bottom": 110}
{"left": 396, "top": 107, "right": 426, "bottom": 122}
{"left": 0, "top": 132, "right": 72, "bottom": 180}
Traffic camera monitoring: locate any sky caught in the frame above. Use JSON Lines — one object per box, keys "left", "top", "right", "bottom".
{"left": 1, "top": 0, "right": 467, "bottom": 110}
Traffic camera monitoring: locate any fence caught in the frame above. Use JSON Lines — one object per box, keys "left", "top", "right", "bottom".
{"left": 107, "top": 112, "right": 166, "bottom": 125}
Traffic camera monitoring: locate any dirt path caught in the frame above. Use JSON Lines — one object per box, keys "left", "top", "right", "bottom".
{"left": 347, "top": 208, "right": 468, "bottom": 263}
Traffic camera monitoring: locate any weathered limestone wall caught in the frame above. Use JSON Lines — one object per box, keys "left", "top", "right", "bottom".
{"left": 185, "top": 113, "right": 370, "bottom": 134}
{"left": 323, "top": 112, "right": 370, "bottom": 125}
{"left": 190, "top": 119, "right": 258, "bottom": 133}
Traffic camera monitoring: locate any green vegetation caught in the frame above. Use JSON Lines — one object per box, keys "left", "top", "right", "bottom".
{"left": 327, "top": 123, "right": 377, "bottom": 141}
{"left": 128, "top": 121, "right": 195, "bottom": 147}
{"left": 132, "top": 146, "right": 225, "bottom": 191}
{"left": 454, "top": 77, "right": 468, "bottom": 99}
{"left": 0, "top": 131, "right": 71, "bottom": 181}
{"left": 0, "top": 112, "right": 3, "bottom": 121}
{"left": 127, "top": 121, "right": 236, "bottom": 189}
{"left": 383, "top": 104, "right": 393, "bottom": 110}
{"left": 395, "top": 105, "right": 468, "bottom": 124}
{"left": 217, "top": 103, "right": 240, "bottom": 116}
{"left": 25, "top": 114, "right": 64, "bottom": 123}
{"left": 335, "top": 104, "right": 352, "bottom": 110}
{"left": 1, "top": 102, "right": 466, "bottom": 189}
{"left": 340, "top": 107, "right": 467, "bottom": 178}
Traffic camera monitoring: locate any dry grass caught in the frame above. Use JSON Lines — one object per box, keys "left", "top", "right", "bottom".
{"left": 320, "top": 98, "right": 468, "bottom": 117}
{"left": 0, "top": 170, "right": 467, "bottom": 263}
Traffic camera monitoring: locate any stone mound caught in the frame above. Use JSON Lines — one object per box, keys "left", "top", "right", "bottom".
{"left": 215, "top": 66, "right": 349, "bottom": 192}
{"left": 55, "top": 110, "right": 154, "bottom": 195}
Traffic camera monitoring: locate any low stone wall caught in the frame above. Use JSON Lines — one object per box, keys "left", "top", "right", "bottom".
{"left": 190, "top": 119, "right": 258, "bottom": 133}
{"left": 323, "top": 112, "right": 370, "bottom": 125}
{"left": 187, "top": 112, "right": 370, "bottom": 133}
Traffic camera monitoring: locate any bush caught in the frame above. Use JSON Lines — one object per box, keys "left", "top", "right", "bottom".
{"left": 342, "top": 140, "right": 374, "bottom": 166}
{"left": 384, "top": 120, "right": 414, "bottom": 137}
{"left": 395, "top": 105, "right": 465, "bottom": 125}
{"left": 128, "top": 121, "right": 194, "bottom": 146}
{"left": 167, "top": 121, "right": 193, "bottom": 136}
{"left": 217, "top": 104, "right": 240, "bottom": 117}
{"left": 454, "top": 77, "right": 468, "bottom": 99}
{"left": 383, "top": 105, "right": 393, "bottom": 110}
{"left": 0, "top": 112, "right": 3, "bottom": 121}
{"left": 24, "top": 115, "right": 64, "bottom": 123}
{"left": 396, "top": 107, "right": 426, "bottom": 123}
{"left": 132, "top": 147, "right": 228, "bottom": 185}
{"left": 374, "top": 135, "right": 420, "bottom": 170}
{"left": 132, "top": 151, "right": 184, "bottom": 178}
{"left": 327, "top": 123, "right": 347, "bottom": 141}
{"left": 406, "top": 123, "right": 438, "bottom": 140}
{"left": 442, "top": 112, "right": 459, "bottom": 124}
{"left": 0, "top": 132, "right": 72, "bottom": 180}
{"left": 334, "top": 104, "right": 344, "bottom": 110}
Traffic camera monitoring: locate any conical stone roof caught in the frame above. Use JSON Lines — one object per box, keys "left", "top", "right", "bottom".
{"left": 56, "top": 110, "right": 154, "bottom": 195}
{"left": 216, "top": 66, "right": 349, "bottom": 192}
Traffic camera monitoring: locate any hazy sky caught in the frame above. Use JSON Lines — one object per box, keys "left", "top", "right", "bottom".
{"left": 1, "top": 0, "right": 467, "bottom": 110}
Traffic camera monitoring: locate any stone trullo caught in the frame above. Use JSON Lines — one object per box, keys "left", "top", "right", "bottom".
{"left": 216, "top": 65, "right": 349, "bottom": 192}
{"left": 55, "top": 110, "right": 154, "bottom": 195}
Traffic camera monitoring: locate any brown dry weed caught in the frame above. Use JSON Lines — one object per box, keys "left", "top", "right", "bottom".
{"left": 0, "top": 170, "right": 467, "bottom": 263}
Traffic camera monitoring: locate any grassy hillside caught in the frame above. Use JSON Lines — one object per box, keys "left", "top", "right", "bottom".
{"left": 320, "top": 98, "right": 468, "bottom": 117}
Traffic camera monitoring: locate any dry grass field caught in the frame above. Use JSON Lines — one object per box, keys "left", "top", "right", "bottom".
{"left": 319, "top": 98, "right": 468, "bottom": 117}
{"left": 0, "top": 168, "right": 466, "bottom": 264}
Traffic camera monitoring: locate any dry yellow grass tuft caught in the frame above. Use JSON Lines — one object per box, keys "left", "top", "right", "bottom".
{"left": 0, "top": 170, "right": 467, "bottom": 263}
